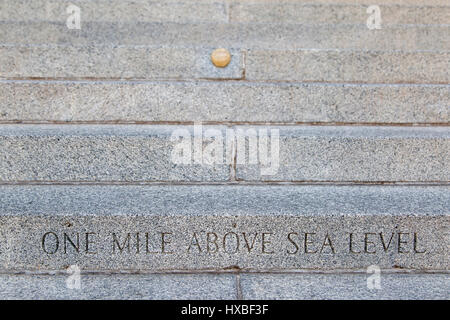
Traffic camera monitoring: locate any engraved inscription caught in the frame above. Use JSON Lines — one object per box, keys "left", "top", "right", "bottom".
{"left": 40, "top": 230, "right": 427, "bottom": 255}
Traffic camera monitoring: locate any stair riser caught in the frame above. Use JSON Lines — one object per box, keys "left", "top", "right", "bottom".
{"left": 230, "top": 3, "right": 450, "bottom": 25}
{"left": 0, "top": 185, "right": 447, "bottom": 272}
{"left": 2, "top": 46, "right": 447, "bottom": 83}
{"left": 1, "top": 81, "right": 448, "bottom": 124}
{"left": 1, "top": 0, "right": 449, "bottom": 24}
{"left": 0, "top": 0, "right": 229, "bottom": 24}
{"left": 0, "top": 273, "right": 446, "bottom": 300}
{"left": 246, "top": 50, "right": 449, "bottom": 83}
{"left": 2, "top": 23, "right": 449, "bottom": 51}
{"left": 0, "top": 273, "right": 237, "bottom": 300}
{"left": 0, "top": 125, "right": 447, "bottom": 182}
{"left": 240, "top": 273, "right": 450, "bottom": 300}
{"left": 0, "top": 46, "right": 244, "bottom": 80}
{"left": 0, "top": 215, "right": 447, "bottom": 271}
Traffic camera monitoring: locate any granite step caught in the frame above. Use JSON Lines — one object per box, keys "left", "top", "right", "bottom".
{"left": 239, "top": 273, "right": 449, "bottom": 300}
{"left": 1, "top": 45, "right": 448, "bottom": 83}
{"left": 0, "top": 125, "right": 448, "bottom": 183}
{"left": 0, "top": 0, "right": 230, "bottom": 24}
{"left": 229, "top": 2, "right": 450, "bottom": 25}
{"left": 245, "top": 49, "right": 449, "bottom": 84}
{"left": 2, "top": 22, "right": 448, "bottom": 51}
{"left": 0, "top": 272, "right": 447, "bottom": 300}
{"left": 235, "top": 125, "right": 449, "bottom": 182}
{"left": 1, "top": 0, "right": 448, "bottom": 25}
{"left": 0, "top": 45, "right": 244, "bottom": 81}
{"left": 0, "top": 273, "right": 238, "bottom": 300}
{"left": 0, "top": 185, "right": 448, "bottom": 272}
{"left": 1, "top": 81, "right": 448, "bottom": 124}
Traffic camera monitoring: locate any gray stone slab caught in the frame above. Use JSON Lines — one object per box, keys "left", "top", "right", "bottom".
{"left": 0, "top": 185, "right": 448, "bottom": 217}
{"left": 1, "top": 81, "right": 448, "bottom": 124}
{"left": 0, "top": 273, "right": 237, "bottom": 300}
{"left": 228, "top": 0, "right": 450, "bottom": 5}
{"left": 246, "top": 49, "right": 450, "bottom": 83}
{"left": 240, "top": 273, "right": 450, "bottom": 300}
{"left": 1, "top": 22, "right": 448, "bottom": 51}
{"left": 0, "top": 125, "right": 448, "bottom": 183}
{"left": 0, "top": 185, "right": 448, "bottom": 271}
{"left": 0, "top": 45, "right": 243, "bottom": 80}
{"left": 230, "top": 2, "right": 450, "bottom": 25}
{"left": 0, "top": 0, "right": 228, "bottom": 23}
{"left": 235, "top": 126, "right": 449, "bottom": 182}
{"left": 2, "top": 0, "right": 448, "bottom": 25}
{"left": 0, "top": 124, "right": 231, "bottom": 182}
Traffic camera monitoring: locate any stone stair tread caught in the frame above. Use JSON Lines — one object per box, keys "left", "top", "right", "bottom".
{"left": 0, "top": 273, "right": 237, "bottom": 300}
{"left": 2, "top": 45, "right": 448, "bottom": 83}
{"left": 240, "top": 273, "right": 450, "bottom": 300}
